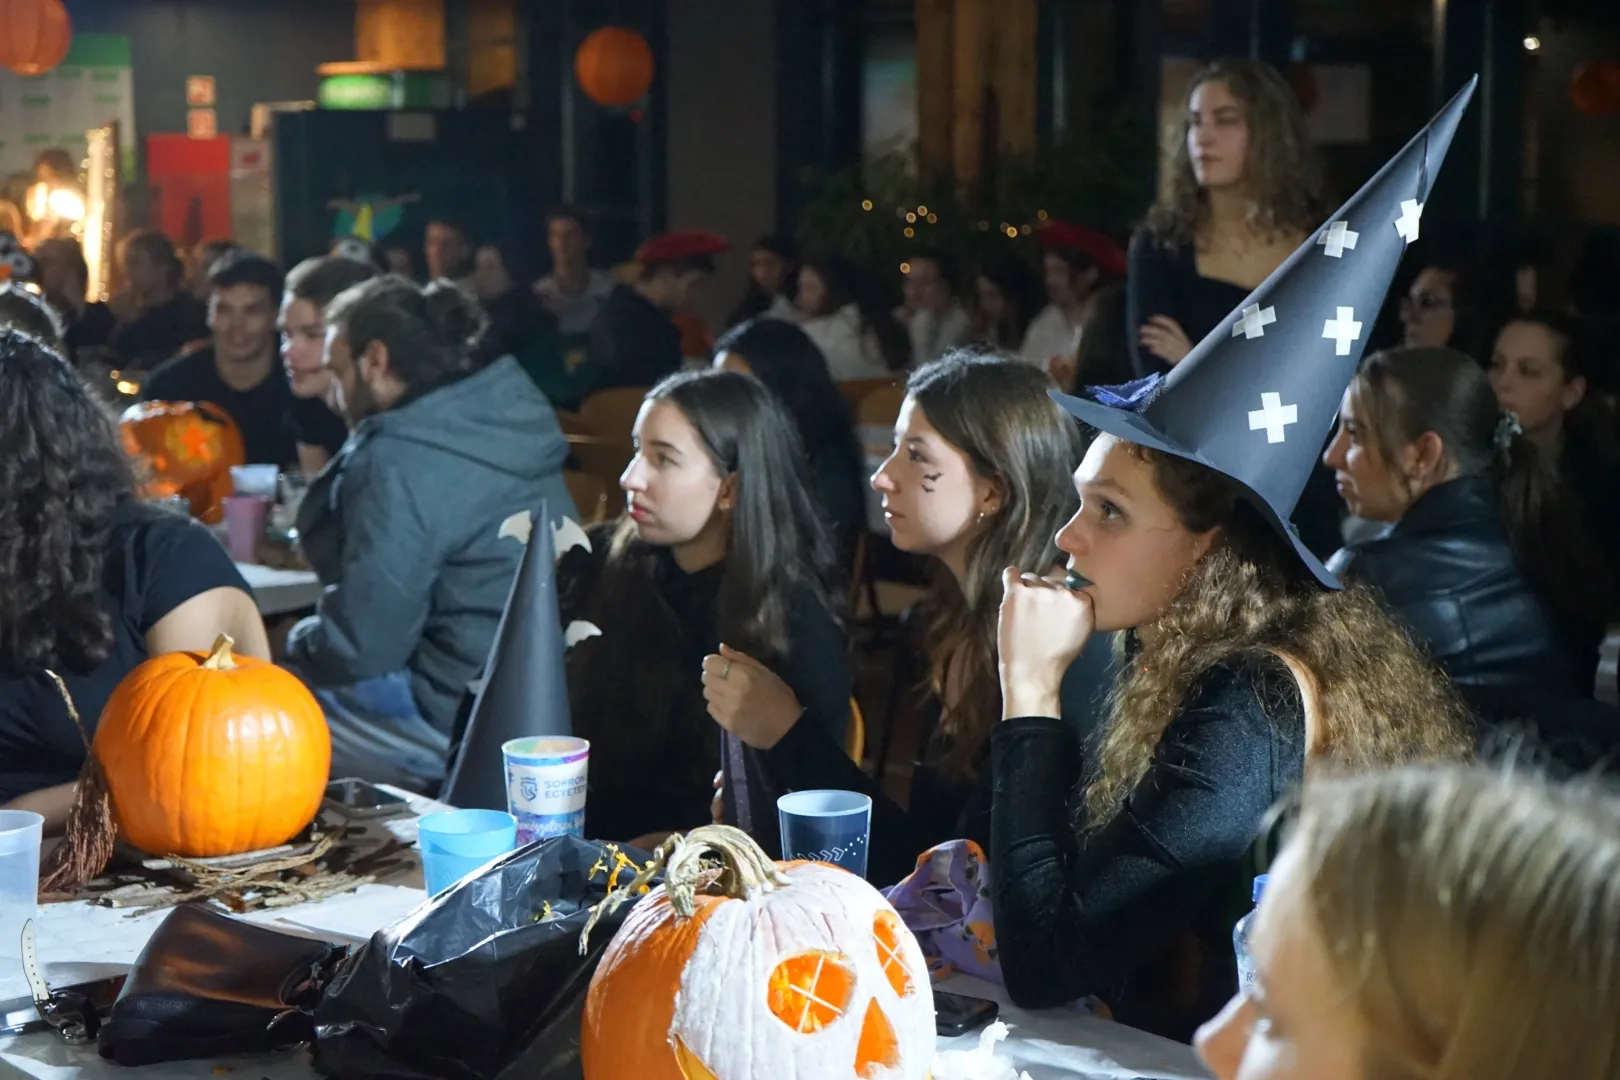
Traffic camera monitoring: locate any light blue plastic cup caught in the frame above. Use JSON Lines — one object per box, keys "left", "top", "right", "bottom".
{"left": 416, "top": 809, "right": 517, "bottom": 896}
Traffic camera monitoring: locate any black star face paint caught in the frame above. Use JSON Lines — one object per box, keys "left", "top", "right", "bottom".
{"left": 1064, "top": 569, "right": 1092, "bottom": 591}
{"left": 920, "top": 471, "right": 943, "bottom": 493}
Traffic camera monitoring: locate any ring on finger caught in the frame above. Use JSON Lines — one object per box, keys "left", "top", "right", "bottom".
{"left": 721, "top": 659, "right": 732, "bottom": 679}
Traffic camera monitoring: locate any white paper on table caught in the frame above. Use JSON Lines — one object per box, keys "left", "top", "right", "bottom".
{"left": 932, "top": 1021, "right": 1034, "bottom": 1080}
{"left": 272, "top": 884, "right": 426, "bottom": 943}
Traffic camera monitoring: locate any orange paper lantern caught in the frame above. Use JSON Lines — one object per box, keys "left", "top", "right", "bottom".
{"left": 1570, "top": 61, "right": 1620, "bottom": 118}
{"left": 575, "top": 26, "right": 654, "bottom": 107}
{"left": 0, "top": 0, "right": 72, "bottom": 77}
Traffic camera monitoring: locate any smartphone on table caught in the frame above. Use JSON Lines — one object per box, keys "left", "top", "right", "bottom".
{"left": 934, "top": 988, "right": 999, "bottom": 1037}
{"left": 323, "top": 777, "right": 410, "bottom": 819}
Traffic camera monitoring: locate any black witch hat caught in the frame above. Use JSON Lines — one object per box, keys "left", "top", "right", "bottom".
{"left": 1056, "top": 77, "right": 1478, "bottom": 588}
{"left": 441, "top": 503, "right": 586, "bottom": 811}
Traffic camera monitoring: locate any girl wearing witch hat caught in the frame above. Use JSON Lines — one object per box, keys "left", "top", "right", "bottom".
{"left": 986, "top": 83, "right": 1483, "bottom": 1037}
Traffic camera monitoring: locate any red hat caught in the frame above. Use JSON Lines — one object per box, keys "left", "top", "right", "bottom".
{"left": 1037, "top": 221, "right": 1127, "bottom": 278}
{"left": 633, "top": 230, "right": 729, "bottom": 267}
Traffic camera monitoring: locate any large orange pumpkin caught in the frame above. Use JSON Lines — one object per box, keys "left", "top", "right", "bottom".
{"left": 575, "top": 26, "right": 654, "bottom": 107}
{"left": 120, "top": 400, "right": 246, "bottom": 524}
{"left": 94, "top": 635, "right": 331, "bottom": 858}
{"left": 0, "top": 0, "right": 72, "bottom": 76}
{"left": 581, "top": 826, "right": 935, "bottom": 1080}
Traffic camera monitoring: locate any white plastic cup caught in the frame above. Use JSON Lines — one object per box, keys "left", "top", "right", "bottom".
{"left": 0, "top": 810, "right": 43, "bottom": 978}
{"left": 502, "top": 736, "right": 590, "bottom": 845}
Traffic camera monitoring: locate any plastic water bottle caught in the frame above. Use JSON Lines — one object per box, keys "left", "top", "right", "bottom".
{"left": 1233, "top": 874, "right": 1269, "bottom": 994}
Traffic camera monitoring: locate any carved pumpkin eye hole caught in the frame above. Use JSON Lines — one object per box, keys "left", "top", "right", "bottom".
{"left": 766, "top": 950, "right": 856, "bottom": 1033}
{"left": 855, "top": 998, "right": 900, "bottom": 1078}
{"left": 873, "top": 911, "right": 915, "bottom": 997}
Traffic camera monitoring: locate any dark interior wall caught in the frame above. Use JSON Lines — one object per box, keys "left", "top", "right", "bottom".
{"left": 665, "top": 0, "right": 777, "bottom": 328}
{"left": 1532, "top": 18, "right": 1620, "bottom": 227}
{"left": 63, "top": 0, "right": 356, "bottom": 145}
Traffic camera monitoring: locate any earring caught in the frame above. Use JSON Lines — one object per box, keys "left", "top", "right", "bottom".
{"left": 977, "top": 511, "right": 987, "bottom": 525}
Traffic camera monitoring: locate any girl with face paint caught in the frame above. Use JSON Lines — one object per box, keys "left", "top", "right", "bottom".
{"left": 726, "top": 352, "right": 1105, "bottom": 888}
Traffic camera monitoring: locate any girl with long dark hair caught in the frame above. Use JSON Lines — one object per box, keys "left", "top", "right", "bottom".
{"left": 713, "top": 317, "right": 866, "bottom": 558}
{"left": 724, "top": 234, "right": 798, "bottom": 329}
{"left": 1488, "top": 309, "right": 1620, "bottom": 565}
{"left": 707, "top": 352, "right": 1107, "bottom": 887}
{"left": 794, "top": 255, "right": 910, "bottom": 380}
{"left": 559, "top": 370, "right": 851, "bottom": 851}
{"left": 0, "top": 330, "right": 269, "bottom": 827}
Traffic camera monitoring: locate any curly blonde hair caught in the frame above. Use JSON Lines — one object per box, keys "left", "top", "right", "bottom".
{"left": 1143, "top": 57, "right": 1329, "bottom": 251}
{"left": 1082, "top": 445, "right": 1473, "bottom": 825}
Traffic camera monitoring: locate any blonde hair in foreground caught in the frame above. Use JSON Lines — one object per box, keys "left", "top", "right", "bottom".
{"left": 1295, "top": 766, "right": 1620, "bottom": 1080}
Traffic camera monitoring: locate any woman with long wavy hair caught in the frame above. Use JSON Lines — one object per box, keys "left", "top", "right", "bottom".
{"left": 0, "top": 330, "right": 269, "bottom": 829}
{"left": 992, "top": 424, "right": 1472, "bottom": 1038}
{"left": 709, "top": 352, "right": 1109, "bottom": 887}
{"left": 1129, "top": 58, "right": 1329, "bottom": 375}
{"left": 559, "top": 370, "right": 851, "bottom": 852}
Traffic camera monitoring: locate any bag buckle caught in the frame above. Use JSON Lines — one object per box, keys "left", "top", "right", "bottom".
{"left": 20, "top": 920, "right": 100, "bottom": 1046}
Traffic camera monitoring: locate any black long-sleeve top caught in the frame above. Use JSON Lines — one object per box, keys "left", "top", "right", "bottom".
{"left": 1125, "top": 228, "right": 1344, "bottom": 558}
{"left": 557, "top": 530, "right": 852, "bottom": 847}
{"left": 1125, "top": 228, "right": 1249, "bottom": 379}
{"left": 760, "top": 632, "right": 1117, "bottom": 888}
{"left": 990, "top": 655, "right": 1306, "bottom": 1040}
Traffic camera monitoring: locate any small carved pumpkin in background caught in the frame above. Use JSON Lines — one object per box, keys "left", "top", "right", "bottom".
{"left": 96, "top": 635, "right": 330, "bottom": 859}
{"left": 581, "top": 825, "right": 935, "bottom": 1080}
{"left": 119, "top": 400, "right": 246, "bottom": 524}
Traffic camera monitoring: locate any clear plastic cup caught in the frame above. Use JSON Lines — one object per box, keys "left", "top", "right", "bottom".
{"left": 0, "top": 810, "right": 43, "bottom": 977}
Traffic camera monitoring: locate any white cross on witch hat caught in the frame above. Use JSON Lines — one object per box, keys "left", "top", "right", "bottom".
{"left": 1052, "top": 76, "right": 1477, "bottom": 588}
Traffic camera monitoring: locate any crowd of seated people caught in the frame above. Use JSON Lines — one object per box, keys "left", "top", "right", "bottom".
{"left": 2, "top": 49, "right": 1620, "bottom": 1066}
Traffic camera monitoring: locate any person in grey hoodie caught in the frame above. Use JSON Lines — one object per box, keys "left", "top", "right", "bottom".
{"left": 285, "top": 275, "right": 575, "bottom": 791}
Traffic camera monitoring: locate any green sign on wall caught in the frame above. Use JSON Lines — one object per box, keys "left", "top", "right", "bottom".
{"left": 318, "top": 71, "right": 452, "bottom": 111}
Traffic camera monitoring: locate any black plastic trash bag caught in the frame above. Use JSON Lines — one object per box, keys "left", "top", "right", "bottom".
{"left": 312, "top": 835, "right": 658, "bottom": 1080}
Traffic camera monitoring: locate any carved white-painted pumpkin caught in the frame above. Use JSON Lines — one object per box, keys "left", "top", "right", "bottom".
{"left": 580, "top": 825, "right": 935, "bottom": 1079}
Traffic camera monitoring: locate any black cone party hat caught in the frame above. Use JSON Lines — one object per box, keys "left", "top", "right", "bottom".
{"left": 1056, "top": 76, "right": 1478, "bottom": 588}
{"left": 441, "top": 503, "right": 574, "bottom": 810}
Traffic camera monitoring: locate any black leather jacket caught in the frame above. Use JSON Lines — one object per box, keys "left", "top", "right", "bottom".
{"left": 1330, "top": 475, "right": 1586, "bottom": 693}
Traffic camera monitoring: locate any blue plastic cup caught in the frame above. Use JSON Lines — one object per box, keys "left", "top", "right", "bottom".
{"left": 416, "top": 809, "right": 518, "bottom": 896}
{"left": 777, "top": 790, "right": 872, "bottom": 878}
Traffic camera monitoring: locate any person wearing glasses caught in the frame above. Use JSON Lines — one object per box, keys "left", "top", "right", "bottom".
{"left": 1397, "top": 255, "right": 1511, "bottom": 361}
{"left": 280, "top": 256, "right": 379, "bottom": 475}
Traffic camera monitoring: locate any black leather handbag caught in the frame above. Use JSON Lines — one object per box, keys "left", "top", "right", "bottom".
{"left": 96, "top": 904, "right": 348, "bottom": 1067}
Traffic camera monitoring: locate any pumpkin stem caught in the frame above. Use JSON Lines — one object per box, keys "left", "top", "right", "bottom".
{"left": 577, "top": 826, "right": 788, "bottom": 956}
{"left": 201, "top": 633, "right": 237, "bottom": 670}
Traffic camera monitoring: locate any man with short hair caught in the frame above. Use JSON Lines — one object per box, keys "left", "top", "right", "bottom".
{"left": 280, "top": 255, "right": 378, "bottom": 474}
{"left": 534, "top": 206, "right": 615, "bottom": 336}
{"left": 585, "top": 230, "right": 727, "bottom": 392}
{"left": 142, "top": 251, "right": 332, "bottom": 467}
{"left": 423, "top": 219, "right": 473, "bottom": 285}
